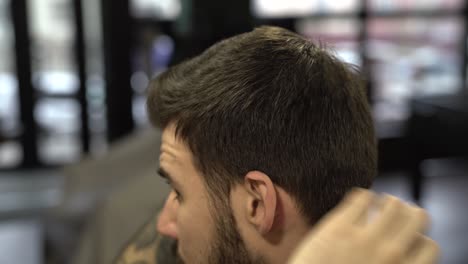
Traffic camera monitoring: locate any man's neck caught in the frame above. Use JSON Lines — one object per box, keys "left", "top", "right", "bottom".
{"left": 263, "top": 222, "right": 311, "bottom": 264}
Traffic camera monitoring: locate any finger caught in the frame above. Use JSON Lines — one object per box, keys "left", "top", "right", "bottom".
{"left": 406, "top": 236, "right": 440, "bottom": 264}
{"left": 394, "top": 206, "right": 430, "bottom": 249}
{"left": 367, "top": 195, "right": 404, "bottom": 237}
{"left": 324, "top": 188, "right": 374, "bottom": 225}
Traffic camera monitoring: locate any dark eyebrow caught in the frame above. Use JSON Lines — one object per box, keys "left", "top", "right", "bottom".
{"left": 158, "top": 167, "right": 182, "bottom": 189}
{"left": 157, "top": 167, "right": 170, "bottom": 180}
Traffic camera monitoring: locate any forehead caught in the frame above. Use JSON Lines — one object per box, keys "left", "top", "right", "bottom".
{"left": 160, "top": 125, "right": 210, "bottom": 198}
{"left": 160, "top": 124, "right": 188, "bottom": 163}
{"left": 159, "top": 124, "right": 202, "bottom": 184}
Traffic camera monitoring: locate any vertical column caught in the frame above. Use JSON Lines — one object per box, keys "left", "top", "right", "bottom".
{"left": 10, "top": 0, "right": 38, "bottom": 168}
{"left": 461, "top": 0, "right": 468, "bottom": 94}
{"left": 72, "top": 0, "right": 90, "bottom": 153}
{"left": 358, "top": 0, "right": 372, "bottom": 102}
{"left": 175, "top": 0, "right": 253, "bottom": 61}
{"left": 101, "top": 0, "right": 134, "bottom": 143}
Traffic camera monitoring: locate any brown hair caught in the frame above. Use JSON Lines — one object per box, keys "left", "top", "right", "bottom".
{"left": 147, "top": 26, "right": 377, "bottom": 223}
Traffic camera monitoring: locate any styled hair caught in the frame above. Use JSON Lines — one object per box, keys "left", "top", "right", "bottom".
{"left": 147, "top": 26, "right": 377, "bottom": 223}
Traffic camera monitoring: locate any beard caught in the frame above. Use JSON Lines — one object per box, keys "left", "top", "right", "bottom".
{"left": 207, "top": 206, "right": 266, "bottom": 264}
{"left": 174, "top": 200, "right": 266, "bottom": 264}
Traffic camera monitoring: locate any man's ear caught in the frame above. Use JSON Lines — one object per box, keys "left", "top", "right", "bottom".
{"left": 243, "top": 171, "right": 277, "bottom": 235}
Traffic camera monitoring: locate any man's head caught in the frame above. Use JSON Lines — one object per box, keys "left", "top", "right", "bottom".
{"left": 148, "top": 26, "right": 377, "bottom": 264}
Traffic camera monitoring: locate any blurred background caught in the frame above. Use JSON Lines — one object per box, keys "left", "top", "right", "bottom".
{"left": 0, "top": 0, "right": 467, "bottom": 263}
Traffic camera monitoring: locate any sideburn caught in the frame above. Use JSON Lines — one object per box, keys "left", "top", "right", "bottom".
{"left": 206, "top": 187, "right": 266, "bottom": 264}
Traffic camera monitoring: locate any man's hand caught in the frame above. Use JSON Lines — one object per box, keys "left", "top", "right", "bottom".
{"left": 288, "top": 189, "right": 440, "bottom": 264}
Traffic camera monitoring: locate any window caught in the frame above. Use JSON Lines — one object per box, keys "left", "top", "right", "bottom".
{"left": 131, "top": 0, "right": 181, "bottom": 20}
{"left": 369, "top": 17, "right": 463, "bottom": 121}
{"left": 296, "top": 18, "right": 362, "bottom": 66}
{"left": 368, "top": 0, "right": 464, "bottom": 12}
{"left": 28, "top": 0, "right": 82, "bottom": 164}
{"left": 252, "top": 0, "right": 360, "bottom": 18}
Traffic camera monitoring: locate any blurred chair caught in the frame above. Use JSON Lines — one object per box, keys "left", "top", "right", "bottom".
{"left": 72, "top": 167, "right": 169, "bottom": 264}
{"left": 45, "top": 128, "right": 169, "bottom": 264}
{"left": 407, "top": 93, "right": 468, "bottom": 201}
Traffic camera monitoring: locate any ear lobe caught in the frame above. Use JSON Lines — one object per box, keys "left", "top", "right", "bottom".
{"left": 244, "top": 171, "right": 277, "bottom": 235}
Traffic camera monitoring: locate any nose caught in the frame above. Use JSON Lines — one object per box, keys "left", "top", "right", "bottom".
{"left": 156, "top": 191, "right": 179, "bottom": 239}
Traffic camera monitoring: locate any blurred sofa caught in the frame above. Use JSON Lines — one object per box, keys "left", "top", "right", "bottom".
{"left": 45, "top": 128, "right": 169, "bottom": 264}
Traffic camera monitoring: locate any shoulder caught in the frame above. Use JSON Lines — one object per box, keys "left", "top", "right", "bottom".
{"left": 113, "top": 215, "right": 178, "bottom": 264}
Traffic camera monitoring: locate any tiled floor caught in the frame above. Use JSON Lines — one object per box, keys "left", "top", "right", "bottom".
{"left": 0, "top": 160, "right": 467, "bottom": 264}
{"left": 0, "top": 170, "right": 62, "bottom": 264}
{"left": 0, "top": 170, "right": 63, "bottom": 217}
{"left": 0, "top": 219, "right": 43, "bottom": 264}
